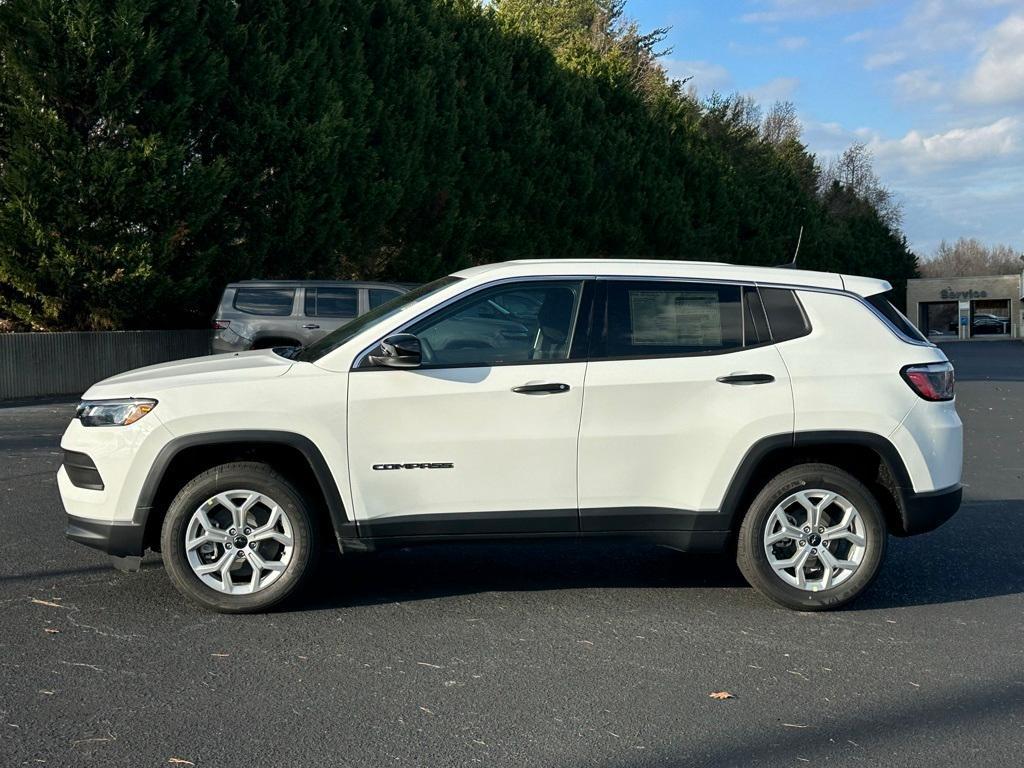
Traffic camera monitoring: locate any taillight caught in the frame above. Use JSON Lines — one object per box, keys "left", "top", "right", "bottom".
{"left": 901, "top": 362, "right": 955, "bottom": 401}
{"left": 212, "top": 319, "right": 231, "bottom": 330}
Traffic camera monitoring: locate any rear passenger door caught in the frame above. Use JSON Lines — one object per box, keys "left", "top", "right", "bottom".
{"left": 577, "top": 280, "right": 795, "bottom": 533}
{"left": 298, "top": 286, "right": 359, "bottom": 344}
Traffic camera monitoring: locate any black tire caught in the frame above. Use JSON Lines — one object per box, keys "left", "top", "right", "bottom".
{"left": 160, "top": 461, "right": 319, "bottom": 613}
{"left": 737, "top": 463, "right": 887, "bottom": 611}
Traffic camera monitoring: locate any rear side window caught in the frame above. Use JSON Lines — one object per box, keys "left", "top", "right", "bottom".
{"left": 866, "top": 293, "right": 927, "bottom": 342}
{"left": 305, "top": 287, "right": 357, "bottom": 318}
{"left": 369, "top": 288, "right": 402, "bottom": 309}
{"left": 760, "top": 288, "right": 811, "bottom": 342}
{"left": 233, "top": 288, "right": 295, "bottom": 316}
{"left": 598, "top": 281, "right": 743, "bottom": 357}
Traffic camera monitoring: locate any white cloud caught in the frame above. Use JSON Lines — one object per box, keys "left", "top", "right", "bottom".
{"left": 778, "top": 36, "right": 809, "bottom": 51}
{"left": 662, "top": 59, "right": 732, "bottom": 92}
{"left": 871, "top": 117, "right": 1020, "bottom": 170}
{"left": 843, "top": 29, "right": 875, "bottom": 44}
{"left": 864, "top": 51, "right": 907, "bottom": 70}
{"left": 746, "top": 77, "right": 800, "bottom": 103}
{"left": 962, "top": 12, "right": 1024, "bottom": 104}
{"left": 894, "top": 68, "right": 945, "bottom": 101}
{"left": 740, "top": 0, "right": 879, "bottom": 24}
{"left": 803, "top": 116, "right": 1024, "bottom": 253}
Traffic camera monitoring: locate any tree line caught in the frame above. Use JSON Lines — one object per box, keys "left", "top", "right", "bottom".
{"left": 0, "top": 0, "right": 919, "bottom": 331}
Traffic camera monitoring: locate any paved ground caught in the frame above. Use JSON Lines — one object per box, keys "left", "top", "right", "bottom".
{"left": 1, "top": 342, "right": 1022, "bottom": 767}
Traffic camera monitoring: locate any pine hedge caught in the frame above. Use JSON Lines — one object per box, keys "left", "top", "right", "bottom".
{"left": 0, "top": 0, "right": 918, "bottom": 330}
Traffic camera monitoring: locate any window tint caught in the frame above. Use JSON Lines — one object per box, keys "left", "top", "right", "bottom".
{"left": 408, "top": 281, "right": 583, "bottom": 367}
{"left": 233, "top": 288, "right": 295, "bottom": 316}
{"left": 305, "top": 287, "right": 357, "bottom": 318}
{"left": 866, "top": 292, "right": 927, "bottom": 342}
{"left": 760, "top": 287, "right": 811, "bottom": 342}
{"left": 369, "top": 288, "right": 402, "bottom": 309}
{"left": 598, "top": 281, "right": 743, "bottom": 357}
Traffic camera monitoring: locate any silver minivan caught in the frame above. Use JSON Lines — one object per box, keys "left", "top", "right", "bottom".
{"left": 211, "top": 280, "right": 412, "bottom": 353}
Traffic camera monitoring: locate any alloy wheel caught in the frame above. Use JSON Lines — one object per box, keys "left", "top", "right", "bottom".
{"left": 763, "top": 489, "right": 867, "bottom": 592}
{"left": 184, "top": 490, "right": 295, "bottom": 595}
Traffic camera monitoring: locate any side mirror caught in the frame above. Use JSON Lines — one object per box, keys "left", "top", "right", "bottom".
{"left": 369, "top": 333, "right": 422, "bottom": 368}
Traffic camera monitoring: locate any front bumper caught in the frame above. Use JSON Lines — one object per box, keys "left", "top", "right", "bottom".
{"left": 65, "top": 514, "right": 147, "bottom": 557}
{"left": 898, "top": 483, "right": 962, "bottom": 536}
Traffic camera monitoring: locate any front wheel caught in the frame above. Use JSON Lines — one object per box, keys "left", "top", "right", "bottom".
{"left": 160, "top": 462, "right": 319, "bottom": 613}
{"left": 737, "top": 463, "right": 887, "bottom": 611}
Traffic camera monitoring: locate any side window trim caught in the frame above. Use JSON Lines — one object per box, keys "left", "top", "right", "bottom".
{"left": 743, "top": 285, "right": 770, "bottom": 346}
{"left": 354, "top": 276, "right": 597, "bottom": 370}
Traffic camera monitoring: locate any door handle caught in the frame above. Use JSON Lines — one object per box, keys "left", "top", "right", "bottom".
{"left": 302, "top": 323, "right": 320, "bottom": 330}
{"left": 716, "top": 373, "right": 775, "bottom": 385}
{"left": 512, "top": 383, "right": 571, "bottom": 394}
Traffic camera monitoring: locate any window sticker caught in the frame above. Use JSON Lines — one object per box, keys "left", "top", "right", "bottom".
{"left": 628, "top": 290, "right": 722, "bottom": 346}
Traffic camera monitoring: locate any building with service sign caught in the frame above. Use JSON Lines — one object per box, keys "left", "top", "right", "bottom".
{"left": 905, "top": 272, "right": 1024, "bottom": 340}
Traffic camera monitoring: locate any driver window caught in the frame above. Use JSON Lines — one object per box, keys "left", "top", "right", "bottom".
{"left": 408, "top": 281, "right": 584, "bottom": 367}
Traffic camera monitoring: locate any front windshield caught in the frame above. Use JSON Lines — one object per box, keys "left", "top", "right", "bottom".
{"left": 295, "top": 276, "right": 462, "bottom": 362}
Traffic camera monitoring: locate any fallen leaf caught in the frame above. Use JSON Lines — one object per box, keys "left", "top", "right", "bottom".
{"left": 31, "top": 599, "right": 65, "bottom": 609}
{"left": 709, "top": 691, "right": 735, "bottom": 700}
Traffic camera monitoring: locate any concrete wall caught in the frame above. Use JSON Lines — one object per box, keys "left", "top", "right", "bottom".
{"left": 906, "top": 273, "right": 1023, "bottom": 340}
{"left": 0, "top": 330, "right": 212, "bottom": 401}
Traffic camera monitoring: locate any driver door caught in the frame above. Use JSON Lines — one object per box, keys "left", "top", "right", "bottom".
{"left": 346, "top": 279, "right": 590, "bottom": 537}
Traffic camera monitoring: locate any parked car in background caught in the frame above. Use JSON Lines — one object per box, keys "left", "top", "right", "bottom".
{"left": 211, "top": 280, "right": 414, "bottom": 353}
{"left": 971, "top": 313, "right": 1010, "bottom": 335}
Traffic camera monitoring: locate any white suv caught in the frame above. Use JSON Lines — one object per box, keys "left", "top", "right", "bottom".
{"left": 59, "top": 260, "right": 963, "bottom": 612}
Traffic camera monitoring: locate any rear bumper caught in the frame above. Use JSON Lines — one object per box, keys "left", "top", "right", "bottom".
{"left": 65, "top": 514, "right": 147, "bottom": 557}
{"left": 898, "top": 484, "right": 962, "bottom": 536}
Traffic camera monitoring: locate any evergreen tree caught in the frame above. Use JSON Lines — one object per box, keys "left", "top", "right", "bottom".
{"left": 0, "top": 0, "right": 920, "bottom": 330}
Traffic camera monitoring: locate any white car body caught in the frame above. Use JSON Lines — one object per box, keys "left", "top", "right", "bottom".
{"left": 59, "top": 259, "right": 963, "bottom": 605}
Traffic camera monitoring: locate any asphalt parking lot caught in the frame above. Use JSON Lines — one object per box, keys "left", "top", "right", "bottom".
{"left": 1, "top": 342, "right": 1022, "bottom": 767}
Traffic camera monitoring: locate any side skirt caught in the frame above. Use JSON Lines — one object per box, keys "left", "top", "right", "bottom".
{"left": 341, "top": 514, "right": 730, "bottom": 554}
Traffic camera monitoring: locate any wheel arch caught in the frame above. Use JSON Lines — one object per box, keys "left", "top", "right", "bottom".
{"left": 720, "top": 431, "right": 914, "bottom": 537}
{"left": 137, "top": 431, "right": 352, "bottom": 552}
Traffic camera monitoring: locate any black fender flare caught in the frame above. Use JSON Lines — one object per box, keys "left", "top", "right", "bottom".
{"left": 719, "top": 430, "right": 916, "bottom": 534}
{"left": 134, "top": 430, "right": 353, "bottom": 540}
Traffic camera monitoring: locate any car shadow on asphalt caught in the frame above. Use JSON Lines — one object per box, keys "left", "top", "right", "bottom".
{"left": 291, "top": 499, "right": 1024, "bottom": 612}
{"left": 0, "top": 559, "right": 163, "bottom": 585}
{"left": 596, "top": 673, "right": 1024, "bottom": 767}
{"left": 296, "top": 541, "right": 748, "bottom": 611}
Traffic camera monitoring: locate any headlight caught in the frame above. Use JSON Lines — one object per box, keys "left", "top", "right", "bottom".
{"left": 76, "top": 399, "right": 157, "bottom": 427}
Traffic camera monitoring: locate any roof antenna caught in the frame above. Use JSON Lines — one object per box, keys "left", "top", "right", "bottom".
{"left": 776, "top": 226, "right": 803, "bottom": 269}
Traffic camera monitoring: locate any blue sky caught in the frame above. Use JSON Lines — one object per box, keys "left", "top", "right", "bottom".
{"left": 628, "top": 0, "right": 1024, "bottom": 258}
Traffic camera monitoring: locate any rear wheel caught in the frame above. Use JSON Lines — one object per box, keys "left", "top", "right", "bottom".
{"left": 160, "top": 462, "right": 318, "bottom": 613}
{"left": 737, "top": 463, "right": 886, "bottom": 611}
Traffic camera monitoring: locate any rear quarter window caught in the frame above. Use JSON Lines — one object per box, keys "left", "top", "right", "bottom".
{"left": 866, "top": 293, "right": 927, "bottom": 342}
{"left": 759, "top": 288, "right": 811, "bottom": 342}
{"left": 233, "top": 288, "right": 295, "bottom": 316}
